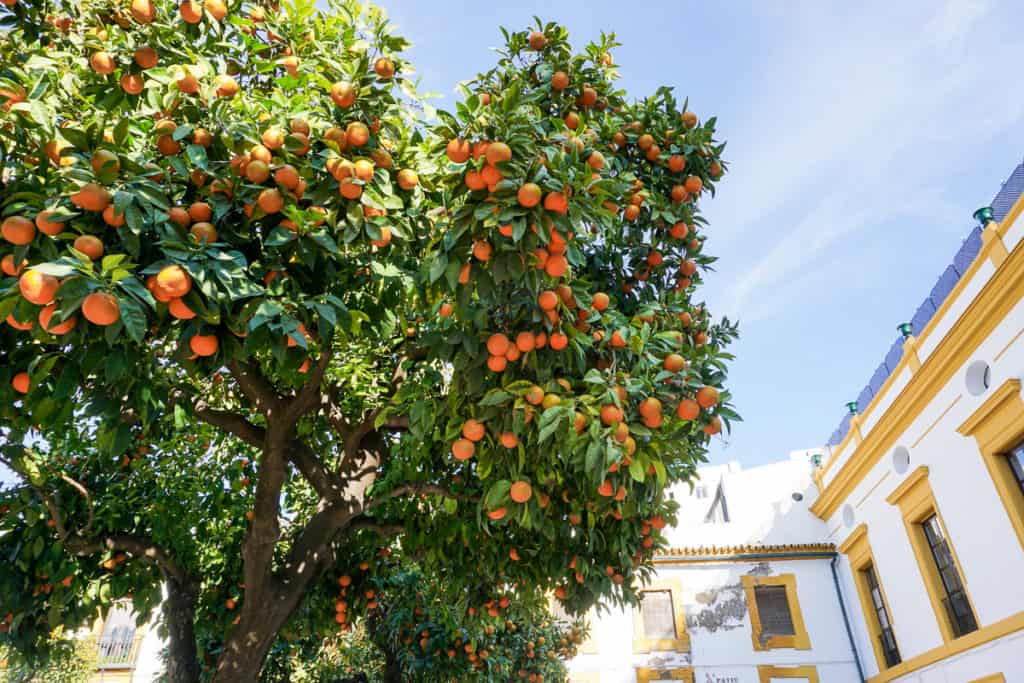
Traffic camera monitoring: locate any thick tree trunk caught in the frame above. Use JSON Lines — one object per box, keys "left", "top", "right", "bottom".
{"left": 162, "top": 575, "right": 201, "bottom": 683}
{"left": 382, "top": 648, "right": 402, "bottom": 683}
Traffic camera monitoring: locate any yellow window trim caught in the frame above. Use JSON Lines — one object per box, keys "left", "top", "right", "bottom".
{"left": 839, "top": 524, "right": 900, "bottom": 673}
{"left": 886, "top": 466, "right": 978, "bottom": 643}
{"left": 756, "top": 664, "right": 819, "bottom": 682}
{"left": 957, "top": 378, "right": 1024, "bottom": 549}
{"left": 635, "top": 667, "right": 694, "bottom": 683}
{"left": 967, "top": 675, "right": 1006, "bottom": 683}
{"left": 865, "top": 609, "right": 1024, "bottom": 683}
{"left": 741, "top": 574, "right": 811, "bottom": 651}
{"left": 810, "top": 212, "right": 1024, "bottom": 521}
{"left": 632, "top": 576, "right": 690, "bottom": 653}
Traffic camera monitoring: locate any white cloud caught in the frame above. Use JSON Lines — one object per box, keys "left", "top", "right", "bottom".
{"left": 701, "top": 0, "right": 1024, "bottom": 322}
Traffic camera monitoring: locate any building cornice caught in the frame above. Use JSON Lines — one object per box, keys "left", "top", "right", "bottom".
{"left": 653, "top": 543, "right": 836, "bottom": 564}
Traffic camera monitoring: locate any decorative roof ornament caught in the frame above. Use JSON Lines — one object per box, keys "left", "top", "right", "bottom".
{"left": 898, "top": 322, "right": 913, "bottom": 340}
{"left": 845, "top": 401, "right": 858, "bottom": 415}
{"left": 973, "top": 206, "right": 994, "bottom": 226}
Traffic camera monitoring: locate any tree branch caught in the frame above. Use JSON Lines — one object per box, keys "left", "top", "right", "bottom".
{"left": 193, "top": 402, "right": 266, "bottom": 448}
{"left": 284, "top": 346, "right": 333, "bottom": 424}
{"left": 288, "top": 440, "right": 346, "bottom": 502}
{"left": 228, "top": 360, "right": 282, "bottom": 418}
{"left": 348, "top": 517, "right": 404, "bottom": 537}
{"left": 67, "top": 534, "right": 192, "bottom": 586}
{"left": 364, "top": 482, "right": 479, "bottom": 511}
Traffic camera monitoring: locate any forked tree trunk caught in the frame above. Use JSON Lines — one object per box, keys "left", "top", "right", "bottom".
{"left": 162, "top": 575, "right": 201, "bottom": 683}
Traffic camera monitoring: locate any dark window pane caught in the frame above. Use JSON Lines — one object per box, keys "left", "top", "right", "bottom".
{"left": 754, "top": 585, "right": 795, "bottom": 636}
{"left": 862, "top": 564, "right": 901, "bottom": 667}
{"left": 640, "top": 590, "right": 676, "bottom": 640}
{"left": 921, "top": 515, "right": 978, "bottom": 637}
{"left": 1008, "top": 444, "right": 1024, "bottom": 495}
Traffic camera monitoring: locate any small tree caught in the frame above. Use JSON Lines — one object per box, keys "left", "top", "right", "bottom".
{"left": 0, "top": 1, "right": 735, "bottom": 681}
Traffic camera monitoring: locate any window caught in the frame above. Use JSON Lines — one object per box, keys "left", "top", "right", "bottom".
{"left": 886, "top": 466, "right": 978, "bottom": 643}
{"left": 741, "top": 574, "right": 810, "bottom": 650}
{"left": 921, "top": 515, "right": 978, "bottom": 637}
{"left": 96, "top": 602, "right": 140, "bottom": 670}
{"left": 695, "top": 485, "right": 708, "bottom": 499}
{"left": 756, "top": 665, "right": 819, "bottom": 683}
{"left": 632, "top": 578, "right": 689, "bottom": 653}
{"left": 640, "top": 590, "right": 676, "bottom": 640}
{"left": 839, "top": 524, "right": 901, "bottom": 672}
{"left": 753, "top": 585, "right": 794, "bottom": 636}
{"left": 863, "top": 564, "right": 901, "bottom": 667}
{"left": 957, "top": 379, "right": 1024, "bottom": 550}
{"left": 1008, "top": 442, "right": 1024, "bottom": 496}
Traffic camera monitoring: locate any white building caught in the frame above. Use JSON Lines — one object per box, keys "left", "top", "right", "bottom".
{"left": 566, "top": 162, "right": 1024, "bottom": 683}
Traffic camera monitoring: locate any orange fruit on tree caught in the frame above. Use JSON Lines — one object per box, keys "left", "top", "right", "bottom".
{"left": 215, "top": 74, "right": 239, "bottom": 97}
{"left": 353, "top": 159, "right": 374, "bottom": 181}
{"left": 528, "top": 31, "right": 547, "bottom": 50}
{"left": 39, "top": 304, "right": 76, "bottom": 335}
{"left": 330, "top": 81, "right": 357, "bottom": 107}
{"left": 681, "top": 110, "right": 698, "bottom": 128}
{"left": 663, "top": 353, "right": 685, "bottom": 372}
{"left": 676, "top": 398, "right": 700, "bottom": 421}
{"left": 668, "top": 155, "right": 686, "bottom": 173}
{"left": 19, "top": 270, "right": 59, "bottom": 305}
{"left": 696, "top": 386, "right": 720, "bottom": 409}
{"left": 545, "top": 255, "right": 568, "bottom": 278}
{"left": 591, "top": 292, "right": 609, "bottom": 311}
{"left": 486, "top": 333, "right": 510, "bottom": 357}
{"left": 190, "top": 334, "right": 218, "bottom": 356}
{"left": 82, "top": 292, "right": 120, "bottom": 326}
{"left": 525, "top": 385, "right": 544, "bottom": 405}
{"left": 609, "top": 330, "right": 626, "bottom": 348}
{"left": 274, "top": 164, "right": 300, "bottom": 189}
{"left": 120, "top": 74, "right": 144, "bottom": 95}
{"left": 598, "top": 480, "right": 614, "bottom": 497}
{"left": 458, "top": 262, "right": 471, "bottom": 284}
{"left": 73, "top": 235, "right": 104, "bottom": 260}
{"left": 176, "top": 70, "right": 200, "bottom": 94}
{"left": 680, "top": 259, "right": 697, "bottom": 276}
{"left": 179, "top": 1, "right": 202, "bottom": 24}
{"left": 670, "top": 222, "right": 689, "bottom": 239}
{"left": 397, "top": 168, "right": 418, "bottom": 190}
{"left": 517, "top": 183, "right": 542, "bottom": 208}
{"left": 1, "top": 254, "right": 26, "bottom": 276}
{"left": 462, "top": 419, "right": 485, "bottom": 442}
{"left": 188, "top": 201, "right": 212, "bottom": 222}
{"left": 12, "top": 372, "right": 30, "bottom": 394}
{"left": 587, "top": 151, "right": 605, "bottom": 170}
{"left": 515, "top": 331, "right": 535, "bottom": 352}
{"left": 639, "top": 397, "right": 662, "bottom": 419}
{"left": 600, "top": 404, "right": 622, "bottom": 426}
{"left": 510, "top": 481, "right": 532, "bottom": 503}
{"left": 2, "top": 216, "right": 35, "bottom": 245}
{"left": 446, "top": 138, "right": 471, "bottom": 163}
{"left": 190, "top": 222, "right": 217, "bottom": 243}
{"left": 156, "top": 265, "right": 192, "bottom": 298}
{"left": 373, "top": 57, "right": 395, "bottom": 79}
{"left": 451, "top": 438, "right": 475, "bottom": 461}
{"left": 704, "top": 416, "right": 722, "bottom": 435}
{"left": 487, "top": 507, "right": 507, "bottom": 521}
{"left": 500, "top": 432, "right": 519, "bottom": 449}
{"left": 551, "top": 71, "right": 569, "bottom": 91}
{"left": 134, "top": 46, "right": 158, "bottom": 69}
{"left": 245, "top": 159, "right": 270, "bottom": 183}
{"left": 68, "top": 183, "right": 109, "bottom": 212}
{"left": 6, "top": 313, "right": 33, "bottom": 331}
{"left": 439, "top": 302, "right": 453, "bottom": 317}
{"left": 549, "top": 331, "right": 568, "bottom": 350}
{"left": 346, "top": 121, "right": 369, "bottom": 147}
{"left": 91, "top": 149, "right": 120, "bottom": 176}
{"left": 370, "top": 226, "right": 392, "bottom": 248}
{"left": 486, "top": 141, "right": 512, "bottom": 166}
{"left": 168, "top": 298, "right": 196, "bottom": 320}
{"left": 130, "top": 0, "right": 156, "bottom": 23}
{"left": 486, "top": 354, "right": 507, "bottom": 372}
{"left": 684, "top": 175, "right": 703, "bottom": 194}
{"left": 258, "top": 188, "right": 284, "bottom": 214}
{"left": 472, "top": 240, "right": 492, "bottom": 261}
{"left": 262, "top": 127, "right": 285, "bottom": 150}
{"left": 464, "top": 170, "right": 486, "bottom": 191}
{"left": 543, "top": 192, "right": 568, "bottom": 214}
{"left": 578, "top": 86, "right": 598, "bottom": 107}
{"left": 207, "top": 0, "right": 227, "bottom": 20}
{"left": 89, "top": 52, "right": 116, "bottom": 75}
{"left": 538, "top": 290, "right": 558, "bottom": 311}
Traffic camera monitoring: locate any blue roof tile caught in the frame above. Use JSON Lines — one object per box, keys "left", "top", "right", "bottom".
{"left": 992, "top": 163, "right": 1024, "bottom": 221}
{"left": 856, "top": 385, "right": 874, "bottom": 412}
{"left": 953, "top": 226, "right": 983, "bottom": 276}
{"left": 910, "top": 298, "right": 937, "bottom": 336}
{"left": 883, "top": 338, "right": 904, "bottom": 373}
{"left": 929, "top": 264, "right": 960, "bottom": 308}
{"left": 868, "top": 362, "right": 890, "bottom": 395}
{"left": 822, "top": 162, "right": 1024, "bottom": 449}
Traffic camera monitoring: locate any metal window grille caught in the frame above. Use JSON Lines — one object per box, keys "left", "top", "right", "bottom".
{"left": 1008, "top": 443, "right": 1024, "bottom": 497}
{"left": 96, "top": 603, "right": 138, "bottom": 669}
{"left": 639, "top": 590, "right": 676, "bottom": 640}
{"left": 753, "top": 585, "right": 795, "bottom": 636}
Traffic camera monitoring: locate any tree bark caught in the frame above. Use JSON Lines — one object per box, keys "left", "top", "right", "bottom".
{"left": 382, "top": 648, "right": 402, "bottom": 683}
{"left": 162, "top": 574, "right": 201, "bottom": 683}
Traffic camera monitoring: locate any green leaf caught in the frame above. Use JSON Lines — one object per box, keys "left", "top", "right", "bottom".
{"left": 117, "top": 296, "right": 148, "bottom": 343}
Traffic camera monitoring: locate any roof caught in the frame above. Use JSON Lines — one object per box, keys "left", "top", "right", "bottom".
{"left": 824, "top": 161, "right": 1024, "bottom": 447}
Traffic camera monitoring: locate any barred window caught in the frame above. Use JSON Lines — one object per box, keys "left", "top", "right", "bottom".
{"left": 639, "top": 590, "right": 676, "bottom": 640}
{"left": 753, "top": 585, "right": 795, "bottom": 636}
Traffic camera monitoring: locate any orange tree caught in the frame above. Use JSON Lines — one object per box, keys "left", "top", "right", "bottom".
{"left": 0, "top": 1, "right": 736, "bottom": 680}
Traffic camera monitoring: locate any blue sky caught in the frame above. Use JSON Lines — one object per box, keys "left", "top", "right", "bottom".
{"left": 377, "top": 0, "right": 1024, "bottom": 466}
